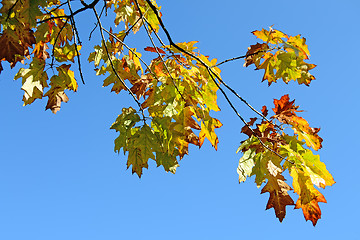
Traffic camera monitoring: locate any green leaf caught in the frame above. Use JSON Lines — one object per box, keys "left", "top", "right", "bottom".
{"left": 280, "top": 142, "right": 335, "bottom": 188}
{"left": 237, "top": 149, "right": 256, "bottom": 183}
{"left": 14, "top": 58, "right": 48, "bottom": 105}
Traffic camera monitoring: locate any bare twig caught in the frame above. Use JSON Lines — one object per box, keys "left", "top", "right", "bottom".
{"left": 67, "top": 0, "right": 85, "bottom": 85}
{"left": 37, "top": 0, "right": 101, "bottom": 24}
{"left": 51, "top": 18, "right": 70, "bottom": 67}
{"left": 92, "top": 7, "right": 146, "bottom": 122}
{"left": 88, "top": 3, "right": 107, "bottom": 41}
{"left": 134, "top": 0, "right": 186, "bottom": 102}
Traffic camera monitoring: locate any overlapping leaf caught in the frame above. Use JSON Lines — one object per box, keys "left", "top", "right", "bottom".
{"left": 237, "top": 94, "right": 334, "bottom": 225}
{"left": 245, "top": 27, "right": 316, "bottom": 86}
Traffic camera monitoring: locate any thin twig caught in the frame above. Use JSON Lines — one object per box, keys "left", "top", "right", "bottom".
{"left": 51, "top": 18, "right": 70, "bottom": 67}
{"left": 88, "top": 3, "right": 107, "bottom": 41}
{"left": 134, "top": 0, "right": 186, "bottom": 102}
{"left": 102, "top": 28, "right": 155, "bottom": 77}
{"left": 37, "top": 0, "right": 101, "bottom": 24}
{"left": 67, "top": 0, "right": 85, "bottom": 85}
{"left": 5, "top": 0, "right": 20, "bottom": 21}
{"left": 92, "top": 7, "right": 146, "bottom": 122}
{"left": 144, "top": 0, "right": 294, "bottom": 164}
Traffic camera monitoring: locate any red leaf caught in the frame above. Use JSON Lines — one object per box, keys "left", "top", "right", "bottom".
{"left": 144, "top": 46, "right": 166, "bottom": 54}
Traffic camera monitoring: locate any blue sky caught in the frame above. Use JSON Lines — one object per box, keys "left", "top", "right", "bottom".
{"left": 0, "top": 0, "right": 359, "bottom": 239}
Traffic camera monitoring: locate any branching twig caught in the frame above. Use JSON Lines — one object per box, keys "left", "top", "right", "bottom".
{"left": 51, "top": 17, "right": 70, "bottom": 67}
{"left": 37, "top": 0, "right": 101, "bottom": 24}
{"left": 92, "top": 7, "right": 146, "bottom": 122}
{"left": 67, "top": 0, "right": 85, "bottom": 85}
{"left": 102, "top": 28, "right": 156, "bottom": 78}
{"left": 133, "top": 0, "right": 186, "bottom": 102}
{"left": 144, "top": 0, "right": 294, "bottom": 164}
{"left": 5, "top": 0, "right": 20, "bottom": 21}
{"left": 88, "top": 3, "right": 107, "bottom": 41}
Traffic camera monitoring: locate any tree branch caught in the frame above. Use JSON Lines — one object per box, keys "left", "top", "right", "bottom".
{"left": 144, "top": 0, "right": 293, "bottom": 164}
{"left": 67, "top": 0, "right": 85, "bottom": 85}
{"left": 92, "top": 7, "right": 146, "bottom": 122}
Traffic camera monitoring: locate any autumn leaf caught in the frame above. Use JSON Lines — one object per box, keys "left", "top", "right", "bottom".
{"left": 252, "top": 28, "right": 287, "bottom": 44}
{"left": 144, "top": 46, "right": 166, "bottom": 54}
{"left": 244, "top": 43, "right": 269, "bottom": 67}
{"left": 199, "top": 115, "right": 222, "bottom": 150}
{"left": 261, "top": 172, "right": 295, "bottom": 222}
{"left": 0, "top": 27, "right": 36, "bottom": 68}
{"left": 130, "top": 74, "right": 153, "bottom": 99}
{"left": 54, "top": 42, "right": 81, "bottom": 63}
{"left": 45, "top": 89, "right": 69, "bottom": 114}
{"left": 289, "top": 166, "right": 327, "bottom": 226}
{"left": 237, "top": 149, "right": 256, "bottom": 183}
{"left": 44, "top": 65, "right": 77, "bottom": 113}
{"left": 280, "top": 140, "right": 335, "bottom": 189}
{"left": 247, "top": 27, "right": 316, "bottom": 86}
{"left": 272, "top": 95, "right": 323, "bottom": 150}
{"left": 14, "top": 58, "right": 48, "bottom": 105}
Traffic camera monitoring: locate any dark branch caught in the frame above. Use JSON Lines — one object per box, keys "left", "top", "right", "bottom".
{"left": 67, "top": 0, "right": 85, "bottom": 85}
{"left": 92, "top": 7, "right": 146, "bottom": 122}
{"left": 144, "top": 0, "right": 292, "bottom": 164}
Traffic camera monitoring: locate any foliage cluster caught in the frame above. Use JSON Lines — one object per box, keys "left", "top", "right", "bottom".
{"left": 0, "top": 0, "right": 334, "bottom": 225}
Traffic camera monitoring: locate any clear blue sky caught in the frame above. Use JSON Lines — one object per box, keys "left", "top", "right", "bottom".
{"left": 0, "top": 0, "right": 359, "bottom": 239}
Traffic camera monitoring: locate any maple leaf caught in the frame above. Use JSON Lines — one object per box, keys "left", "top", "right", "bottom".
{"left": 111, "top": 107, "right": 141, "bottom": 152}
{"left": 289, "top": 166, "right": 327, "bottom": 226}
{"left": 280, "top": 140, "right": 335, "bottom": 189}
{"left": 130, "top": 74, "right": 153, "bottom": 99}
{"left": 252, "top": 28, "right": 287, "bottom": 44}
{"left": 0, "top": 27, "right": 36, "bottom": 68}
{"left": 18, "top": 0, "right": 45, "bottom": 27}
{"left": 14, "top": 58, "right": 48, "bottom": 105}
{"left": 54, "top": 42, "right": 82, "bottom": 63}
{"left": 237, "top": 149, "right": 256, "bottom": 183}
{"left": 285, "top": 35, "right": 310, "bottom": 60}
{"left": 256, "top": 52, "right": 277, "bottom": 85}
{"left": 44, "top": 65, "right": 77, "bottom": 113}
{"left": 45, "top": 89, "right": 69, "bottom": 114}
{"left": 275, "top": 52, "right": 302, "bottom": 83}
{"left": 171, "top": 106, "right": 200, "bottom": 158}
{"left": 261, "top": 173, "right": 295, "bottom": 222}
{"left": 199, "top": 115, "right": 222, "bottom": 150}
{"left": 155, "top": 152, "right": 179, "bottom": 173}
{"left": 244, "top": 43, "right": 269, "bottom": 67}
{"left": 272, "top": 95, "right": 323, "bottom": 150}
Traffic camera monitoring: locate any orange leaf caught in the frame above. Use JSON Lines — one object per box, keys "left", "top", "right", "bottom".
{"left": 272, "top": 95, "right": 323, "bottom": 150}
{"left": 290, "top": 167, "right": 327, "bottom": 226}
{"left": 144, "top": 46, "right": 166, "bottom": 54}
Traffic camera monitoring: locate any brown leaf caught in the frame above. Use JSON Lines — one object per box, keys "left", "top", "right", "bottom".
{"left": 261, "top": 106, "right": 268, "bottom": 117}
{"left": 244, "top": 43, "right": 269, "bottom": 67}
{"left": 130, "top": 75, "right": 152, "bottom": 99}
{"left": 272, "top": 95, "right": 323, "bottom": 150}
{"left": 241, "top": 117, "right": 257, "bottom": 137}
{"left": 45, "top": 88, "right": 69, "bottom": 114}
{"left": 261, "top": 173, "right": 295, "bottom": 222}
{"left": 0, "top": 27, "right": 36, "bottom": 68}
